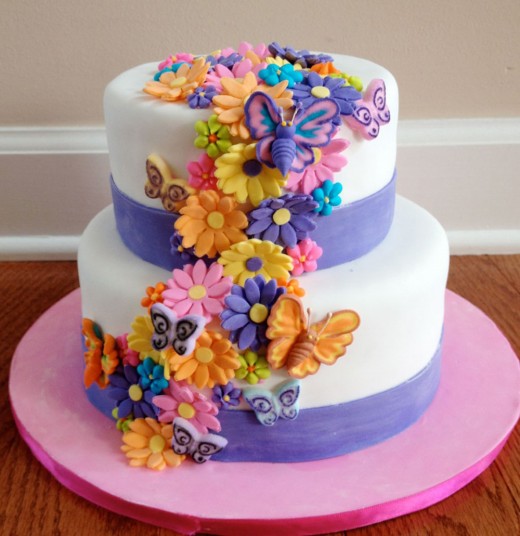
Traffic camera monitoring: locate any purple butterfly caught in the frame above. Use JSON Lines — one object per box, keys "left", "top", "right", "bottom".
{"left": 244, "top": 92, "right": 340, "bottom": 176}
{"left": 344, "top": 79, "right": 390, "bottom": 140}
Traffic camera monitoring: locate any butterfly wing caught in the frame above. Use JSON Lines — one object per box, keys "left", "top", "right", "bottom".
{"left": 191, "top": 433, "right": 228, "bottom": 463}
{"left": 275, "top": 379, "right": 301, "bottom": 421}
{"left": 171, "top": 314, "right": 206, "bottom": 356}
{"left": 244, "top": 91, "right": 281, "bottom": 140}
{"left": 171, "top": 417, "right": 197, "bottom": 456}
{"left": 311, "top": 310, "right": 360, "bottom": 365}
{"left": 150, "top": 303, "right": 176, "bottom": 351}
{"left": 266, "top": 294, "right": 307, "bottom": 370}
{"left": 243, "top": 388, "right": 279, "bottom": 426}
{"left": 368, "top": 79, "right": 390, "bottom": 124}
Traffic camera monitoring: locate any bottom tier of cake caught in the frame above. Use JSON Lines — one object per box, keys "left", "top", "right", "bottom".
{"left": 78, "top": 195, "right": 449, "bottom": 461}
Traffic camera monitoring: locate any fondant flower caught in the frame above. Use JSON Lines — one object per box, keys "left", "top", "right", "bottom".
{"left": 140, "top": 282, "right": 166, "bottom": 311}
{"left": 310, "top": 62, "right": 341, "bottom": 76}
{"left": 214, "top": 143, "right": 286, "bottom": 206}
{"left": 220, "top": 276, "right": 285, "bottom": 351}
{"left": 170, "top": 231, "right": 199, "bottom": 263}
{"left": 267, "top": 42, "right": 333, "bottom": 68}
{"left": 328, "top": 73, "right": 363, "bottom": 92}
{"left": 174, "top": 190, "right": 248, "bottom": 258}
{"left": 108, "top": 365, "right": 157, "bottom": 419}
{"left": 167, "top": 330, "right": 240, "bottom": 389}
{"left": 285, "top": 138, "right": 349, "bottom": 195}
{"left": 127, "top": 315, "right": 162, "bottom": 363}
{"left": 113, "top": 407, "right": 133, "bottom": 433}
{"left": 205, "top": 60, "right": 264, "bottom": 92}
{"left": 259, "top": 63, "right": 303, "bottom": 89}
{"left": 218, "top": 239, "right": 293, "bottom": 286}
{"left": 312, "top": 179, "right": 343, "bottom": 215}
{"left": 121, "top": 418, "right": 184, "bottom": 471}
{"left": 137, "top": 357, "right": 169, "bottom": 395}
{"left": 292, "top": 72, "right": 361, "bottom": 122}
{"left": 206, "top": 51, "right": 243, "bottom": 69}
{"left": 212, "top": 382, "right": 242, "bottom": 409}
{"left": 116, "top": 334, "right": 140, "bottom": 367}
{"left": 236, "top": 350, "right": 271, "bottom": 384}
{"left": 187, "top": 85, "right": 218, "bottom": 109}
{"left": 194, "top": 114, "right": 232, "bottom": 159}
{"left": 286, "top": 238, "right": 323, "bottom": 276}
{"left": 246, "top": 194, "right": 318, "bottom": 248}
{"left": 212, "top": 72, "right": 293, "bottom": 139}
{"left": 186, "top": 153, "right": 218, "bottom": 191}
{"left": 158, "top": 53, "right": 194, "bottom": 71}
{"left": 144, "top": 57, "right": 210, "bottom": 102}
{"left": 277, "top": 278, "right": 306, "bottom": 297}
{"left": 238, "top": 41, "right": 271, "bottom": 61}
{"left": 161, "top": 259, "right": 233, "bottom": 320}
{"left": 82, "top": 319, "right": 119, "bottom": 389}
{"left": 153, "top": 380, "right": 220, "bottom": 433}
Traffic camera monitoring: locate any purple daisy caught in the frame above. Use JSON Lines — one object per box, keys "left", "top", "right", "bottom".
{"left": 212, "top": 382, "right": 242, "bottom": 410}
{"left": 267, "top": 42, "right": 333, "bottom": 68}
{"left": 107, "top": 365, "right": 157, "bottom": 419}
{"left": 293, "top": 72, "right": 361, "bottom": 124}
{"left": 246, "top": 193, "right": 318, "bottom": 248}
{"left": 206, "top": 52, "right": 243, "bottom": 70}
{"left": 170, "top": 230, "right": 203, "bottom": 264}
{"left": 220, "top": 276, "right": 285, "bottom": 351}
{"left": 187, "top": 85, "right": 218, "bottom": 109}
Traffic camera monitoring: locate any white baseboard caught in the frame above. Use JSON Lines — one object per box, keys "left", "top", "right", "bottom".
{"left": 1, "top": 119, "right": 519, "bottom": 259}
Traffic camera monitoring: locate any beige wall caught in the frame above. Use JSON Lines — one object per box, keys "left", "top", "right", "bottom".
{"left": 1, "top": 0, "right": 519, "bottom": 126}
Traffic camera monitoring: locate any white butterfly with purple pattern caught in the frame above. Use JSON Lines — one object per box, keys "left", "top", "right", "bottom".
{"left": 172, "top": 417, "right": 228, "bottom": 463}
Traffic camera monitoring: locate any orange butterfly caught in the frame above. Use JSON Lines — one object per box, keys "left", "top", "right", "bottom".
{"left": 266, "top": 294, "right": 360, "bottom": 379}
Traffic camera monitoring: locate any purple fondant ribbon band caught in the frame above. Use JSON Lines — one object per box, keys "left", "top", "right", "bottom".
{"left": 87, "top": 336, "right": 441, "bottom": 463}
{"left": 111, "top": 172, "right": 396, "bottom": 272}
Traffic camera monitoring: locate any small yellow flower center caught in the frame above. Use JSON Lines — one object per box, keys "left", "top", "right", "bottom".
{"left": 188, "top": 284, "right": 207, "bottom": 300}
{"left": 195, "top": 347, "right": 214, "bottom": 363}
{"left": 178, "top": 402, "right": 196, "bottom": 419}
{"left": 223, "top": 395, "right": 231, "bottom": 402}
{"left": 272, "top": 208, "right": 291, "bottom": 226}
{"left": 177, "top": 245, "right": 184, "bottom": 253}
{"left": 201, "top": 172, "right": 209, "bottom": 180}
{"left": 149, "top": 434, "right": 166, "bottom": 453}
{"left": 300, "top": 255, "right": 307, "bottom": 263}
{"left": 310, "top": 86, "right": 331, "bottom": 99}
{"left": 128, "top": 384, "right": 143, "bottom": 402}
{"left": 151, "top": 292, "right": 159, "bottom": 301}
{"left": 312, "top": 147, "right": 322, "bottom": 164}
{"left": 249, "top": 303, "right": 269, "bottom": 324}
{"left": 277, "top": 69, "right": 282, "bottom": 76}
{"left": 324, "top": 197, "right": 330, "bottom": 204}
{"left": 169, "top": 76, "right": 187, "bottom": 88}
{"left": 207, "top": 211, "right": 225, "bottom": 229}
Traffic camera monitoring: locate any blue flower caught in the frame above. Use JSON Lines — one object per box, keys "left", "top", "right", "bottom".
{"left": 187, "top": 85, "right": 218, "bottom": 109}
{"left": 246, "top": 193, "right": 318, "bottom": 248}
{"left": 259, "top": 63, "right": 304, "bottom": 89}
{"left": 312, "top": 180, "right": 342, "bottom": 216}
{"left": 107, "top": 365, "right": 157, "bottom": 419}
{"left": 137, "top": 357, "right": 168, "bottom": 395}
{"left": 212, "top": 382, "right": 242, "bottom": 410}
{"left": 220, "top": 276, "right": 285, "bottom": 351}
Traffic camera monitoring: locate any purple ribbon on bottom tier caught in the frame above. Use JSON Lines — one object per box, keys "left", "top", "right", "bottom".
{"left": 111, "top": 172, "right": 396, "bottom": 272}
{"left": 87, "top": 337, "right": 441, "bottom": 463}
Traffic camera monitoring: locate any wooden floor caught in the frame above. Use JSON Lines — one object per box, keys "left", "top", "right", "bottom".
{"left": 1, "top": 257, "right": 518, "bottom": 535}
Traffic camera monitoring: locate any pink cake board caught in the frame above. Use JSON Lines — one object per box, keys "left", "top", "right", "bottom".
{"left": 9, "top": 289, "right": 520, "bottom": 535}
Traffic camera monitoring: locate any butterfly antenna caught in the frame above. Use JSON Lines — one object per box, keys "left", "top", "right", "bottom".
{"left": 291, "top": 102, "right": 302, "bottom": 122}
{"left": 317, "top": 312, "right": 333, "bottom": 337}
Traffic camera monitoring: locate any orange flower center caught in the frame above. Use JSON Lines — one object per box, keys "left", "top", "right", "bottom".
{"left": 149, "top": 434, "right": 166, "bottom": 453}
{"left": 208, "top": 134, "right": 218, "bottom": 143}
{"left": 178, "top": 402, "right": 196, "bottom": 419}
{"left": 201, "top": 172, "right": 209, "bottom": 180}
{"left": 247, "top": 365, "right": 256, "bottom": 373}
{"left": 249, "top": 303, "right": 269, "bottom": 324}
{"left": 195, "top": 347, "right": 214, "bottom": 364}
{"left": 188, "top": 285, "right": 207, "bottom": 300}
{"left": 207, "top": 211, "right": 225, "bottom": 229}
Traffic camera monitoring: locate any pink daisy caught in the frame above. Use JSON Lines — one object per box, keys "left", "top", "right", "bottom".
{"left": 153, "top": 380, "right": 221, "bottom": 433}
{"left": 116, "top": 333, "right": 140, "bottom": 367}
{"left": 237, "top": 41, "right": 271, "bottom": 60}
{"left": 158, "top": 53, "right": 194, "bottom": 71}
{"left": 286, "top": 239, "right": 323, "bottom": 276}
{"left": 285, "top": 138, "right": 350, "bottom": 195}
{"left": 186, "top": 153, "right": 218, "bottom": 191}
{"left": 204, "top": 60, "right": 265, "bottom": 92}
{"left": 162, "top": 260, "right": 233, "bottom": 321}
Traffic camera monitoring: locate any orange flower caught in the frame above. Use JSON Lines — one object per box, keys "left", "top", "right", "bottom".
{"left": 121, "top": 418, "right": 185, "bottom": 471}
{"left": 82, "top": 318, "right": 119, "bottom": 389}
{"left": 277, "top": 278, "right": 306, "bottom": 297}
{"left": 141, "top": 282, "right": 167, "bottom": 311}
{"left": 212, "top": 72, "right": 293, "bottom": 139}
{"left": 311, "top": 62, "right": 341, "bottom": 76}
{"left": 168, "top": 330, "right": 240, "bottom": 389}
{"left": 143, "top": 57, "right": 210, "bottom": 102}
{"left": 174, "top": 190, "right": 247, "bottom": 258}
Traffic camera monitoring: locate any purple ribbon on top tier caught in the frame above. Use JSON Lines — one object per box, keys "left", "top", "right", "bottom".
{"left": 111, "top": 172, "right": 396, "bottom": 272}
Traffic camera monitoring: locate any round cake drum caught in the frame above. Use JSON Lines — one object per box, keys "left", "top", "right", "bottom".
{"left": 9, "top": 289, "right": 520, "bottom": 535}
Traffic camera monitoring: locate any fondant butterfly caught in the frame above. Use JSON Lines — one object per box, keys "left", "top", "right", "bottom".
{"left": 244, "top": 92, "right": 340, "bottom": 176}
{"left": 172, "top": 417, "right": 228, "bottom": 463}
{"left": 344, "top": 79, "right": 390, "bottom": 140}
{"left": 145, "top": 153, "right": 195, "bottom": 212}
{"left": 266, "top": 294, "right": 360, "bottom": 379}
{"left": 150, "top": 302, "right": 206, "bottom": 356}
{"left": 243, "top": 379, "right": 301, "bottom": 426}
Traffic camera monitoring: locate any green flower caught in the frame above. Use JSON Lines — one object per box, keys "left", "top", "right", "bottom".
{"left": 236, "top": 350, "right": 271, "bottom": 385}
{"left": 112, "top": 407, "right": 133, "bottom": 433}
{"left": 194, "top": 114, "right": 232, "bottom": 159}
{"left": 328, "top": 72, "right": 363, "bottom": 92}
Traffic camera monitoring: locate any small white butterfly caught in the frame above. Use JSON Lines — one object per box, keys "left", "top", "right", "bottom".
{"left": 150, "top": 302, "right": 206, "bottom": 356}
{"left": 172, "top": 417, "right": 228, "bottom": 463}
{"left": 243, "top": 379, "right": 301, "bottom": 426}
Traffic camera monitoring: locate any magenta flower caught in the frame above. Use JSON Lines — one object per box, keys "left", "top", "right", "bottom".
{"left": 152, "top": 380, "right": 221, "bottom": 433}
{"left": 116, "top": 333, "right": 140, "bottom": 367}
{"left": 161, "top": 259, "right": 233, "bottom": 320}
{"left": 285, "top": 137, "right": 350, "bottom": 195}
{"left": 286, "top": 238, "right": 323, "bottom": 276}
{"left": 187, "top": 153, "right": 218, "bottom": 190}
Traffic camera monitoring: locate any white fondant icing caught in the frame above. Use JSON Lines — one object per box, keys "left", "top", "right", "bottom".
{"left": 104, "top": 55, "right": 398, "bottom": 209}
{"left": 78, "top": 196, "right": 448, "bottom": 409}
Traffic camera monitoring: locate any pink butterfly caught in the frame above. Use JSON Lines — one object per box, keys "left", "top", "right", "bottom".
{"left": 344, "top": 79, "right": 390, "bottom": 140}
